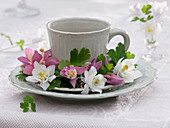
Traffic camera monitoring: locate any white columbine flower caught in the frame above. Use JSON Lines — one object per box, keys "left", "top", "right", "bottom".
{"left": 129, "top": 2, "right": 144, "bottom": 19}
{"left": 142, "top": 20, "right": 162, "bottom": 37}
{"left": 152, "top": 1, "right": 168, "bottom": 22}
{"left": 26, "top": 61, "right": 56, "bottom": 90}
{"left": 81, "top": 66, "right": 107, "bottom": 94}
{"left": 114, "top": 59, "right": 142, "bottom": 83}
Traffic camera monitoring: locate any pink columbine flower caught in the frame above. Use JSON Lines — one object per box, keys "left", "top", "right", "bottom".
{"left": 88, "top": 58, "right": 102, "bottom": 71}
{"left": 18, "top": 48, "right": 59, "bottom": 75}
{"left": 104, "top": 55, "right": 109, "bottom": 66}
{"left": 18, "top": 48, "right": 35, "bottom": 66}
{"left": 60, "top": 65, "right": 86, "bottom": 88}
{"left": 40, "top": 49, "right": 59, "bottom": 67}
{"left": 88, "top": 56, "right": 109, "bottom": 71}
{"left": 103, "top": 73, "right": 123, "bottom": 85}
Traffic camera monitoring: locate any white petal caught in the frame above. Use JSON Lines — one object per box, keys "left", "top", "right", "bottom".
{"left": 32, "top": 62, "right": 48, "bottom": 78}
{"left": 26, "top": 76, "right": 39, "bottom": 83}
{"left": 48, "top": 75, "right": 56, "bottom": 82}
{"left": 84, "top": 71, "right": 88, "bottom": 79}
{"left": 84, "top": 66, "right": 96, "bottom": 84}
{"left": 95, "top": 74, "right": 107, "bottom": 88}
{"left": 81, "top": 84, "right": 90, "bottom": 95}
{"left": 114, "top": 58, "right": 124, "bottom": 74}
{"left": 34, "top": 61, "right": 40, "bottom": 69}
{"left": 91, "top": 88, "right": 102, "bottom": 94}
{"left": 88, "top": 66, "right": 97, "bottom": 77}
{"left": 113, "top": 65, "right": 119, "bottom": 74}
{"left": 157, "top": 23, "right": 162, "bottom": 34}
{"left": 39, "top": 82, "right": 50, "bottom": 90}
{"left": 123, "top": 75, "right": 134, "bottom": 83}
{"left": 134, "top": 70, "right": 143, "bottom": 79}
{"left": 47, "top": 65, "right": 55, "bottom": 76}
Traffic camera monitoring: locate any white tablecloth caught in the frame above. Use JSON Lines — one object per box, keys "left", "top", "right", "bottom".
{"left": 0, "top": 0, "right": 170, "bottom": 127}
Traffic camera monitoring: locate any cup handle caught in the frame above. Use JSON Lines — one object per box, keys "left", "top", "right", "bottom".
{"left": 108, "top": 28, "right": 130, "bottom": 51}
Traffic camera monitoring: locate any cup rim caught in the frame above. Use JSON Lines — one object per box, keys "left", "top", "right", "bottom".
{"left": 46, "top": 18, "right": 111, "bottom": 35}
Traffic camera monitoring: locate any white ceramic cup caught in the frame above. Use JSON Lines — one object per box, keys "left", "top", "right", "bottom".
{"left": 47, "top": 18, "right": 130, "bottom": 61}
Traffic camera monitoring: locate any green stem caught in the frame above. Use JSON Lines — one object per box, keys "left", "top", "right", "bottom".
{"left": 8, "top": 37, "right": 13, "bottom": 45}
{"left": 0, "top": 33, "right": 13, "bottom": 45}
{"left": 147, "top": 35, "right": 156, "bottom": 45}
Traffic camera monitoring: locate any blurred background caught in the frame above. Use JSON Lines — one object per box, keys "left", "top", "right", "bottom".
{"left": 0, "top": 0, "right": 169, "bottom": 61}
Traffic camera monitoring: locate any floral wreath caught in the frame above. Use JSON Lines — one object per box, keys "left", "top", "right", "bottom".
{"left": 16, "top": 43, "right": 142, "bottom": 94}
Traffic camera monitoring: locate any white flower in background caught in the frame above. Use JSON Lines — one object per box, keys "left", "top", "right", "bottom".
{"left": 114, "top": 59, "right": 142, "bottom": 83}
{"left": 38, "top": 41, "right": 50, "bottom": 53}
{"left": 129, "top": 2, "right": 144, "bottom": 19}
{"left": 26, "top": 61, "right": 56, "bottom": 90}
{"left": 142, "top": 20, "right": 162, "bottom": 37}
{"left": 152, "top": 1, "right": 168, "bottom": 22}
{"left": 81, "top": 66, "right": 107, "bottom": 94}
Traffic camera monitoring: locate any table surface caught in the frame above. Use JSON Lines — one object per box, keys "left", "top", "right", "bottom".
{"left": 0, "top": 0, "right": 170, "bottom": 128}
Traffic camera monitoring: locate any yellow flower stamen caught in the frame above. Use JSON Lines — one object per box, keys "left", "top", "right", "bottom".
{"left": 70, "top": 72, "right": 75, "bottom": 78}
{"left": 122, "top": 65, "right": 128, "bottom": 72}
{"left": 38, "top": 71, "right": 47, "bottom": 80}
{"left": 93, "top": 79, "right": 100, "bottom": 85}
{"left": 148, "top": 28, "right": 153, "bottom": 33}
{"left": 40, "top": 48, "right": 45, "bottom": 53}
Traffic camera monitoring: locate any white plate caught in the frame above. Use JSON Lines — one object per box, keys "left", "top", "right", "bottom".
{"left": 53, "top": 85, "right": 113, "bottom": 92}
{"left": 9, "top": 60, "right": 157, "bottom": 100}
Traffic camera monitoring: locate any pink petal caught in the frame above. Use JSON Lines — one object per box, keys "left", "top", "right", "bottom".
{"left": 91, "top": 58, "right": 96, "bottom": 65}
{"left": 32, "top": 51, "right": 42, "bottom": 63}
{"left": 42, "top": 49, "right": 51, "bottom": 61}
{"left": 25, "top": 48, "right": 34, "bottom": 58}
{"left": 75, "top": 67, "right": 86, "bottom": 74}
{"left": 23, "top": 65, "right": 34, "bottom": 75}
{"left": 105, "top": 55, "right": 109, "bottom": 66}
{"left": 95, "top": 60, "right": 102, "bottom": 70}
{"left": 45, "top": 57, "right": 59, "bottom": 67}
{"left": 18, "top": 56, "right": 29, "bottom": 66}
{"left": 70, "top": 78, "right": 77, "bottom": 88}
{"left": 60, "top": 68, "right": 67, "bottom": 77}
{"left": 104, "top": 73, "right": 123, "bottom": 85}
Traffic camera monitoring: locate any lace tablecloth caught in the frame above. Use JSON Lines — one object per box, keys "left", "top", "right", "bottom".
{"left": 0, "top": 0, "right": 170, "bottom": 127}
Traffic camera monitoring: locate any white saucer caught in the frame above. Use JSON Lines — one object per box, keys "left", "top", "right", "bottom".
{"left": 9, "top": 60, "right": 157, "bottom": 100}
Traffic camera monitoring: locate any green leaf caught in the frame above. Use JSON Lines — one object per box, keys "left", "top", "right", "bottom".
{"left": 140, "top": 18, "right": 147, "bottom": 22}
{"left": 147, "top": 15, "right": 154, "bottom": 21}
{"left": 142, "top": 4, "right": 152, "bottom": 15}
{"left": 23, "top": 108, "right": 29, "bottom": 112}
{"left": 106, "top": 63, "right": 113, "bottom": 71}
{"left": 126, "top": 51, "right": 135, "bottom": 59}
{"left": 70, "top": 48, "right": 78, "bottom": 63}
{"left": 16, "top": 71, "right": 28, "bottom": 81}
{"left": 107, "top": 43, "right": 126, "bottom": 66}
{"left": 54, "top": 70, "right": 60, "bottom": 75}
{"left": 58, "top": 60, "right": 70, "bottom": 70}
{"left": 48, "top": 79, "right": 61, "bottom": 90}
{"left": 70, "top": 48, "right": 91, "bottom": 66}
{"left": 145, "top": 11, "right": 151, "bottom": 15}
{"left": 20, "top": 102, "right": 29, "bottom": 109}
{"left": 134, "top": 64, "right": 138, "bottom": 68}
{"left": 131, "top": 17, "right": 139, "bottom": 22}
{"left": 5, "top": 36, "right": 10, "bottom": 38}
{"left": 97, "top": 66, "right": 107, "bottom": 75}
{"left": 23, "top": 95, "right": 34, "bottom": 104}
{"left": 20, "top": 95, "right": 36, "bottom": 113}
{"left": 20, "top": 102, "right": 29, "bottom": 112}
{"left": 16, "top": 40, "right": 24, "bottom": 51}
{"left": 31, "top": 103, "right": 36, "bottom": 112}
{"left": 96, "top": 54, "right": 105, "bottom": 66}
